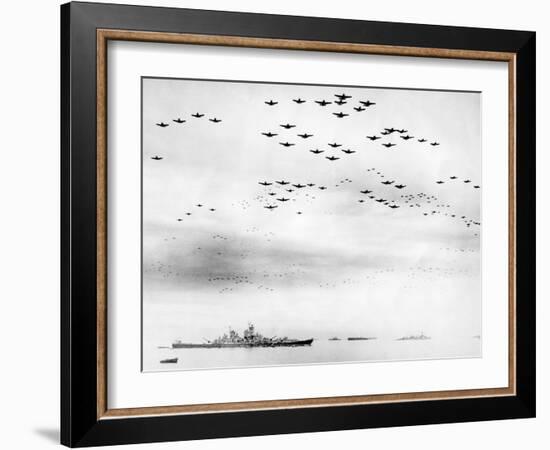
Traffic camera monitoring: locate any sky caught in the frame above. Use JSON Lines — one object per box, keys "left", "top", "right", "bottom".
{"left": 141, "top": 77, "right": 482, "bottom": 351}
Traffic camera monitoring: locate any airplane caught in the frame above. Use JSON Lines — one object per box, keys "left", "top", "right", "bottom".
{"left": 473, "top": 185, "right": 480, "bottom": 189}
{"left": 276, "top": 180, "right": 290, "bottom": 185}
{"left": 360, "top": 100, "right": 376, "bottom": 107}
{"left": 395, "top": 184, "right": 406, "bottom": 189}
{"left": 209, "top": 208, "right": 216, "bottom": 212}
{"left": 464, "top": 180, "right": 472, "bottom": 183}
{"left": 418, "top": 138, "right": 427, "bottom": 143}
{"left": 298, "top": 133, "right": 313, "bottom": 139}
{"left": 360, "top": 190, "right": 372, "bottom": 194}
{"left": 354, "top": 106, "right": 366, "bottom": 112}
{"left": 293, "top": 183, "right": 306, "bottom": 189}
{"left": 258, "top": 181, "right": 272, "bottom": 186}
{"left": 369, "top": 195, "right": 376, "bottom": 199}
{"left": 173, "top": 118, "right": 185, "bottom": 123}
{"left": 382, "top": 143, "right": 396, "bottom": 148}
{"left": 191, "top": 113, "right": 204, "bottom": 118}
{"left": 430, "top": 142, "right": 440, "bottom": 146}
{"left": 151, "top": 156, "right": 163, "bottom": 160}
{"left": 310, "top": 149, "right": 324, "bottom": 154}
{"left": 366, "top": 135, "right": 381, "bottom": 141}
{"left": 328, "top": 143, "right": 342, "bottom": 148}
{"left": 376, "top": 199, "right": 386, "bottom": 203}
{"left": 296, "top": 211, "right": 303, "bottom": 215}
{"left": 436, "top": 181, "right": 445, "bottom": 184}
{"left": 333, "top": 112, "right": 349, "bottom": 118}
{"left": 335, "top": 93, "right": 352, "bottom": 100}
{"left": 264, "top": 205, "right": 278, "bottom": 210}
{"left": 384, "top": 128, "right": 398, "bottom": 133}
{"left": 326, "top": 156, "right": 340, "bottom": 161}
{"left": 358, "top": 199, "right": 365, "bottom": 203}
{"left": 185, "top": 212, "right": 192, "bottom": 216}
{"left": 156, "top": 122, "right": 169, "bottom": 127}
{"left": 307, "top": 183, "right": 315, "bottom": 187}
{"left": 398, "top": 129, "right": 408, "bottom": 134}
{"left": 265, "top": 100, "right": 278, "bottom": 106}
{"left": 262, "top": 132, "right": 278, "bottom": 137}
{"left": 341, "top": 149, "right": 356, "bottom": 154}
{"left": 280, "top": 123, "right": 296, "bottom": 129}
{"left": 280, "top": 142, "right": 295, "bottom": 147}
{"left": 334, "top": 100, "right": 347, "bottom": 105}
{"left": 196, "top": 204, "right": 203, "bottom": 207}
{"left": 293, "top": 98, "right": 306, "bottom": 104}
{"left": 318, "top": 186, "right": 327, "bottom": 190}
{"left": 381, "top": 180, "right": 394, "bottom": 185}
{"left": 277, "top": 198, "right": 290, "bottom": 202}
{"left": 268, "top": 192, "right": 276, "bottom": 196}
{"left": 389, "top": 205, "right": 400, "bottom": 209}
{"left": 177, "top": 218, "right": 182, "bottom": 221}
{"left": 400, "top": 135, "right": 414, "bottom": 140}
{"left": 209, "top": 118, "right": 222, "bottom": 123}
{"left": 450, "top": 176, "right": 457, "bottom": 179}
{"left": 286, "top": 189, "right": 294, "bottom": 193}
{"left": 315, "top": 100, "right": 332, "bottom": 106}
{"left": 381, "top": 131, "right": 390, "bottom": 136}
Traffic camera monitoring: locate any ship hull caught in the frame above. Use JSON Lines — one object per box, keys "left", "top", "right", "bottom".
{"left": 172, "top": 338, "right": 314, "bottom": 349}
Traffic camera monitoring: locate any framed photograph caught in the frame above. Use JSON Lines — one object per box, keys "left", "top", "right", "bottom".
{"left": 61, "top": 2, "right": 535, "bottom": 447}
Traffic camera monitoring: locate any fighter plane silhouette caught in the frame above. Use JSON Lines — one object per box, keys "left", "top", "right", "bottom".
{"left": 191, "top": 113, "right": 204, "bottom": 118}
{"left": 262, "top": 132, "right": 278, "bottom": 137}
{"left": 265, "top": 100, "right": 278, "bottom": 106}
{"left": 156, "top": 122, "right": 169, "bottom": 127}
{"left": 326, "top": 156, "right": 340, "bottom": 161}
{"left": 333, "top": 112, "right": 349, "bottom": 118}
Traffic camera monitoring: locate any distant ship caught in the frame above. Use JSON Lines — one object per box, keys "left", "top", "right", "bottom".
{"left": 172, "top": 323, "right": 314, "bottom": 349}
{"left": 396, "top": 332, "right": 431, "bottom": 341}
{"left": 328, "top": 337, "right": 341, "bottom": 341}
{"left": 347, "top": 337, "right": 376, "bottom": 341}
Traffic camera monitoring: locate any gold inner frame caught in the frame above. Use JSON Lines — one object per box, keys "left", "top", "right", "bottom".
{"left": 96, "top": 29, "right": 517, "bottom": 420}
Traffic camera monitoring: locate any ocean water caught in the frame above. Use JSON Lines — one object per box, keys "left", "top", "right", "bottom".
{"left": 143, "top": 336, "right": 481, "bottom": 372}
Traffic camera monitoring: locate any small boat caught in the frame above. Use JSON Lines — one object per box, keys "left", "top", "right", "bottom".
{"left": 347, "top": 337, "right": 376, "bottom": 341}
{"left": 160, "top": 357, "right": 178, "bottom": 363}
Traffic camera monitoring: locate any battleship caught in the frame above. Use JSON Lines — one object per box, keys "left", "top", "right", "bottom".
{"left": 172, "top": 323, "right": 314, "bottom": 349}
{"left": 396, "top": 332, "right": 431, "bottom": 341}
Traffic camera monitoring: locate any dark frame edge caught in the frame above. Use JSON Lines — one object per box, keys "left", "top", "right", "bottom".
{"left": 60, "top": 2, "right": 72, "bottom": 447}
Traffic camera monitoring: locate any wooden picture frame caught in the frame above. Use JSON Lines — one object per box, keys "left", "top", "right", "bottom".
{"left": 61, "top": 1, "right": 535, "bottom": 447}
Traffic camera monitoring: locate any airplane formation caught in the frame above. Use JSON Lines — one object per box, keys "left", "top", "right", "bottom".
{"left": 150, "top": 90, "right": 480, "bottom": 234}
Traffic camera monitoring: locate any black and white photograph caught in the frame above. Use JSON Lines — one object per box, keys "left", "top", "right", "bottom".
{"left": 141, "top": 77, "right": 482, "bottom": 372}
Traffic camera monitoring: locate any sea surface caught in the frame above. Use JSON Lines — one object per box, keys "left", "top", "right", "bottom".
{"left": 143, "top": 336, "right": 481, "bottom": 372}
